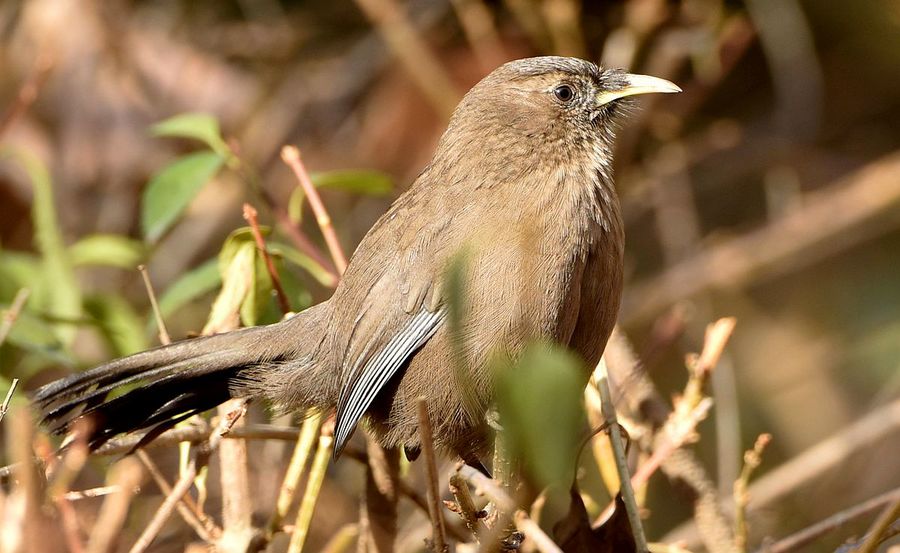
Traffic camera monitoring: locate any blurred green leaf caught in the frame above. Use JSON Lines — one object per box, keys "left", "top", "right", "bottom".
{"left": 157, "top": 258, "right": 221, "bottom": 321}
{"left": 310, "top": 169, "right": 394, "bottom": 196}
{"left": 152, "top": 112, "right": 230, "bottom": 155}
{"left": 1, "top": 148, "right": 82, "bottom": 345}
{"left": 496, "top": 343, "right": 586, "bottom": 490}
{"left": 269, "top": 242, "right": 337, "bottom": 288}
{"left": 141, "top": 151, "right": 224, "bottom": 243}
{"left": 2, "top": 308, "right": 74, "bottom": 368}
{"left": 218, "top": 227, "right": 274, "bottom": 327}
{"left": 0, "top": 250, "right": 41, "bottom": 300}
{"left": 69, "top": 234, "right": 147, "bottom": 269}
{"left": 287, "top": 186, "right": 306, "bottom": 225}
{"left": 84, "top": 294, "right": 148, "bottom": 356}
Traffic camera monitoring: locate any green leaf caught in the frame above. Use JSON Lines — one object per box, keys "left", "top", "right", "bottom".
{"left": 157, "top": 258, "right": 222, "bottom": 321}
{"left": 268, "top": 242, "right": 337, "bottom": 288}
{"left": 496, "top": 343, "right": 587, "bottom": 490}
{"left": 0, "top": 250, "right": 41, "bottom": 300}
{"left": 141, "top": 151, "right": 224, "bottom": 243}
{"left": 151, "top": 113, "right": 229, "bottom": 155}
{"left": 1, "top": 148, "right": 82, "bottom": 345}
{"left": 69, "top": 234, "right": 147, "bottom": 269}
{"left": 218, "top": 227, "right": 274, "bottom": 327}
{"left": 83, "top": 294, "right": 148, "bottom": 356}
{"left": 310, "top": 169, "right": 394, "bottom": 196}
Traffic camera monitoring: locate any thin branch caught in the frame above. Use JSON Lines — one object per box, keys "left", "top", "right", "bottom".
{"left": 448, "top": 471, "right": 485, "bottom": 539}
{"left": 243, "top": 203, "right": 291, "bottom": 314}
{"left": 286, "top": 420, "right": 334, "bottom": 553}
{"left": 593, "top": 359, "right": 649, "bottom": 552}
{"left": 734, "top": 434, "right": 772, "bottom": 551}
{"left": 138, "top": 265, "right": 171, "bottom": 345}
{"left": 128, "top": 400, "right": 248, "bottom": 553}
{"left": 85, "top": 458, "right": 143, "bottom": 553}
{"left": 852, "top": 497, "right": 900, "bottom": 553}
{"left": 0, "top": 378, "right": 20, "bottom": 424}
{"left": 0, "top": 288, "right": 31, "bottom": 348}
{"left": 417, "top": 398, "right": 448, "bottom": 552}
{"left": 265, "top": 411, "right": 323, "bottom": 539}
{"left": 281, "top": 146, "right": 348, "bottom": 274}
{"left": 757, "top": 485, "right": 900, "bottom": 553}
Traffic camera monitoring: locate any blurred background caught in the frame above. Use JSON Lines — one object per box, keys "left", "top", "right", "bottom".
{"left": 1, "top": 0, "right": 899, "bottom": 551}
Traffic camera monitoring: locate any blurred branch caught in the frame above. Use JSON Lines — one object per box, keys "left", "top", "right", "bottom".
{"left": 265, "top": 411, "right": 322, "bottom": 540}
{"left": 541, "top": 0, "right": 586, "bottom": 57}
{"left": 86, "top": 458, "right": 143, "bottom": 553}
{"left": 757, "top": 485, "right": 900, "bottom": 553}
{"left": 852, "top": 497, "right": 900, "bottom": 553}
{"left": 286, "top": 420, "right": 334, "bottom": 553}
{"left": 449, "top": 0, "right": 506, "bottom": 73}
{"left": 416, "top": 398, "right": 448, "bottom": 552}
{"left": 624, "top": 151, "right": 900, "bottom": 323}
{"left": 0, "top": 53, "right": 53, "bottom": 139}
{"left": 734, "top": 434, "right": 772, "bottom": 552}
{"left": 352, "top": 0, "right": 461, "bottom": 118}
{"left": 0, "top": 288, "right": 31, "bottom": 349}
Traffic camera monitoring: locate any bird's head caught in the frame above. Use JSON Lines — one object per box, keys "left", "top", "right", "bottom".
{"left": 439, "top": 57, "right": 680, "bottom": 173}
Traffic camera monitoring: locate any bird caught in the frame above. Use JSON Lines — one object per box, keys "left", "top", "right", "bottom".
{"left": 34, "top": 56, "right": 679, "bottom": 469}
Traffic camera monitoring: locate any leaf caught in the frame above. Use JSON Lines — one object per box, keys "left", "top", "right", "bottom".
{"left": 69, "top": 234, "right": 147, "bottom": 269}
{"left": 0, "top": 250, "right": 41, "bottom": 300}
{"left": 83, "top": 294, "right": 148, "bottom": 356}
{"left": 151, "top": 113, "right": 229, "bottom": 155}
{"left": 496, "top": 343, "right": 587, "bottom": 490}
{"left": 310, "top": 169, "right": 394, "bottom": 196}
{"left": 141, "top": 151, "right": 224, "bottom": 243}
{"left": 156, "top": 258, "right": 221, "bottom": 321}
{"left": 217, "top": 228, "right": 275, "bottom": 328}
{"left": 1, "top": 148, "right": 82, "bottom": 345}
{"left": 268, "top": 242, "right": 337, "bottom": 288}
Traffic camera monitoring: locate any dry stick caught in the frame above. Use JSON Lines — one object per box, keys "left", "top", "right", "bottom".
{"left": 457, "top": 464, "right": 563, "bottom": 553}
{"left": 352, "top": 0, "right": 461, "bottom": 118}
{"left": 243, "top": 203, "right": 291, "bottom": 313}
{"left": 136, "top": 450, "right": 219, "bottom": 543}
{"left": 265, "top": 411, "right": 323, "bottom": 538}
{"left": 138, "top": 265, "right": 171, "bottom": 345}
{"left": 0, "top": 287, "right": 31, "bottom": 348}
{"left": 93, "top": 423, "right": 301, "bottom": 456}
{"left": 63, "top": 486, "right": 132, "bottom": 501}
{"left": 46, "top": 429, "right": 90, "bottom": 553}
{"left": 0, "top": 378, "right": 19, "bottom": 424}
{"left": 758, "top": 486, "right": 900, "bottom": 553}
{"left": 734, "top": 434, "right": 772, "bottom": 552}
{"left": 287, "top": 423, "right": 334, "bottom": 553}
{"left": 593, "top": 358, "right": 649, "bottom": 552}
{"left": 417, "top": 398, "right": 449, "bottom": 552}
{"left": 86, "top": 458, "right": 144, "bottom": 553}
{"left": 128, "top": 400, "right": 248, "bottom": 553}
{"left": 281, "top": 146, "right": 349, "bottom": 274}
{"left": 448, "top": 471, "right": 485, "bottom": 539}
{"left": 853, "top": 497, "right": 900, "bottom": 553}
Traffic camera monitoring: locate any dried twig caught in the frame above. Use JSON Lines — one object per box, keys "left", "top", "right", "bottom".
{"left": 286, "top": 420, "right": 334, "bottom": 553}
{"left": 0, "top": 288, "right": 31, "bottom": 349}
{"left": 243, "top": 203, "right": 291, "bottom": 313}
{"left": 138, "top": 265, "right": 171, "bottom": 345}
{"left": 417, "top": 398, "right": 448, "bottom": 552}
{"left": 281, "top": 146, "right": 349, "bottom": 274}
{"left": 0, "top": 53, "right": 53, "bottom": 138}
{"left": 851, "top": 496, "right": 900, "bottom": 553}
{"left": 265, "top": 411, "right": 323, "bottom": 539}
{"left": 448, "top": 471, "right": 485, "bottom": 539}
{"left": 86, "top": 458, "right": 143, "bottom": 553}
{"left": 734, "top": 434, "right": 772, "bottom": 551}
{"left": 0, "top": 378, "right": 20, "bottom": 424}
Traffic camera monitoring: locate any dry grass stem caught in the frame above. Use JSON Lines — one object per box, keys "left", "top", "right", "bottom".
{"left": 449, "top": 472, "right": 485, "bottom": 539}
{"left": 734, "top": 434, "right": 772, "bottom": 551}
{"left": 852, "top": 497, "right": 900, "bottom": 553}
{"left": 266, "top": 411, "right": 323, "bottom": 538}
{"left": 0, "top": 378, "right": 19, "bottom": 424}
{"left": 243, "top": 202, "right": 291, "bottom": 314}
{"left": 85, "top": 458, "right": 143, "bottom": 553}
{"left": 138, "top": 265, "right": 171, "bottom": 345}
{"left": 0, "top": 288, "right": 30, "bottom": 349}
{"left": 286, "top": 424, "right": 334, "bottom": 553}
{"left": 416, "top": 398, "right": 448, "bottom": 552}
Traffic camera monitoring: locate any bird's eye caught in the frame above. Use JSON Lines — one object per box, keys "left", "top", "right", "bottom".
{"left": 553, "top": 84, "right": 576, "bottom": 102}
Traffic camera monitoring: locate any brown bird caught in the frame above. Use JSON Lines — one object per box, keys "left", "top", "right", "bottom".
{"left": 34, "top": 57, "right": 679, "bottom": 468}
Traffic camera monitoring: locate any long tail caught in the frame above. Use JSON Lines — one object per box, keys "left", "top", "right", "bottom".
{"left": 34, "top": 302, "right": 335, "bottom": 450}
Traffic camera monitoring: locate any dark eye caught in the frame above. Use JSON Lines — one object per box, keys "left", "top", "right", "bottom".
{"left": 553, "top": 84, "right": 575, "bottom": 102}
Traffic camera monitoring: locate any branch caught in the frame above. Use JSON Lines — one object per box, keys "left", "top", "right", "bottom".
{"left": 417, "top": 398, "right": 448, "bottom": 552}
{"left": 243, "top": 203, "right": 291, "bottom": 314}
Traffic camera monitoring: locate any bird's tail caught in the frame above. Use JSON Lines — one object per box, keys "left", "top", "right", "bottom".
{"left": 34, "top": 302, "right": 336, "bottom": 450}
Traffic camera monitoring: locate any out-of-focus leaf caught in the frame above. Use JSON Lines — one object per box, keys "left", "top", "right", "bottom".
{"left": 156, "top": 258, "right": 221, "bottom": 321}
{"left": 287, "top": 186, "right": 306, "bottom": 225}
{"left": 69, "top": 234, "right": 147, "bottom": 269}
{"left": 83, "top": 294, "right": 148, "bottom": 356}
{"left": 1, "top": 148, "right": 82, "bottom": 345}
{"left": 310, "top": 169, "right": 394, "bottom": 196}
{"left": 151, "top": 113, "right": 229, "bottom": 155}
{"left": 2, "top": 309, "right": 74, "bottom": 367}
{"left": 496, "top": 342, "right": 586, "bottom": 490}
{"left": 217, "top": 227, "right": 274, "bottom": 327}
{"left": 141, "top": 151, "right": 224, "bottom": 243}
{"left": 205, "top": 241, "right": 255, "bottom": 333}
{"left": 0, "top": 250, "right": 41, "bottom": 300}
{"left": 269, "top": 242, "right": 337, "bottom": 288}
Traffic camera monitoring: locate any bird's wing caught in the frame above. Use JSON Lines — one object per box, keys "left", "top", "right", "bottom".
{"left": 333, "top": 305, "right": 445, "bottom": 456}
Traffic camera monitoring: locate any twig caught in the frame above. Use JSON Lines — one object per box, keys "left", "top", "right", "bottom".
{"left": 216, "top": 399, "right": 256, "bottom": 552}
{"left": 0, "top": 378, "right": 20, "bottom": 424}
{"left": 352, "top": 0, "right": 460, "bottom": 118}
{"left": 85, "top": 458, "right": 143, "bottom": 553}
{"left": 852, "top": 497, "right": 900, "bottom": 553}
{"left": 138, "top": 265, "right": 171, "bottom": 345}
{"left": 243, "top": 203, "right": 291, "bottom": 313}
{"left": 136, "top": 449, "right": 219, "bottom": 543}
{"left": 266, "top": 411, "right": 323, "bottom": 538}
{"left": 320, "top": 524, "right": 360, "bottom": 553}
{"left": 0, "top": 287, "right": 31, "bottom": 349}
{"left": 734, "top": 434, "right": 772, "bottom": 551}
{"left": 593, "top": 359, "right": 649, "bottom": 552}
{"left": 757, "top": 485, "right": 900, "bottom": 553}
{"left": 0, "top": 53, "right": 53, "bottom": 139}
{"left": 286, "top": 420, "right": 334, "bottom": 553}
{"left": 417, "top": 398, "right": 448, "bottom": 552}
{"left": 128, "top": 400, "right": 248, "bottom": 553}
{"left": 281, "top": 146, "right": 349, "bottom": 274}
{"left": 62, "top": 486, "right": 135, "bottom": 501}
{"left": 448, "top": 471, "right": 485, "bottom": 539}
{"left": 93, "top": 423, "right": 301, "bottom": 456}
{"left": 514, "top": 510, "right": 564, "bottom": 553}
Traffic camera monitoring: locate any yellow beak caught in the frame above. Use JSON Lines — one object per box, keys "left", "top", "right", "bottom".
{"left": 595, "top": 73, "right": 682, "bottom": 106}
